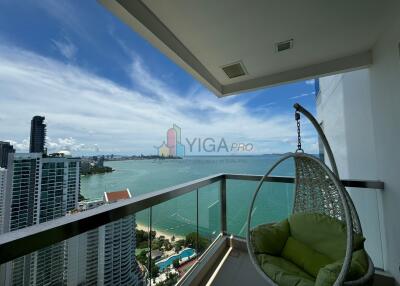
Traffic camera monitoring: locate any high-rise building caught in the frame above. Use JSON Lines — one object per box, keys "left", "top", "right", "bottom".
{"left": 0, "top": 141, "right": 15, "bottom": 168}
{"left": 29, "top": 116, "right": 46, "bottom": 153}
{"left": 0, "top": 168, "right": 7, "bottom": 234}
{"left": 3, "top": 153, "right": 41, "bottom": 233}
{"left": 66, "top": 189, "right": 143, "bottom": 286}
{"left": 0, "top": 153, "right": 80, "bottom": 286}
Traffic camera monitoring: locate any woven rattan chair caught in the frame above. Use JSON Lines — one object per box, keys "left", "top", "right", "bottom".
{"left": 246, "top": 104, "right": 374, "bottom": 286}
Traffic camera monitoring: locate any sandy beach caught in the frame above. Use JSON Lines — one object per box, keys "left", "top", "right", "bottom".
{"left": 136, "top": 223, "right": 185, "bottom": 241}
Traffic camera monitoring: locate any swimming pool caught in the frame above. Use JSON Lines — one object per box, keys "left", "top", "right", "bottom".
{"left": 155, "top": 248, "right": 196, "bottom": 271}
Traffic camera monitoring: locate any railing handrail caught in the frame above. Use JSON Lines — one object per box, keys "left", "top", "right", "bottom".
{"left": 0, "top": 173, "right": 224, "bottom": 264}
{"left": 226, "top": 173, "right": 384, "bottom": 189}
{"left": 0, "top": 173, "right": 383, "bottom": 264}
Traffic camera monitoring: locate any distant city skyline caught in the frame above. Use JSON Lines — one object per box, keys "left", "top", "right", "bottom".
{"left": 1, "top": 108, "right": 318, "bottom": 156}
{"left": 0, "top": 115, "right": 144, "bottom": 285}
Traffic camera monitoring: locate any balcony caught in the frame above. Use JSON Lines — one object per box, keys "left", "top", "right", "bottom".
{"left": 0, "top": 173, "right": 392, "bottom": 285}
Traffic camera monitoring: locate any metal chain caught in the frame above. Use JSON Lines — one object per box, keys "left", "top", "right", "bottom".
{"left": 295, "top": 111, "right": 303, "bottom": 152}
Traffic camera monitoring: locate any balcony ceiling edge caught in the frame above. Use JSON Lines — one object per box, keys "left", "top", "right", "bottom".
{"left": 221, "top": 50, "right": 372, "bottom": 96}
{"left": 99, "top": 0, "right": 384, "bottom": 97}
{"left": 98, "top": 0, "right": 223, "bottom": 96}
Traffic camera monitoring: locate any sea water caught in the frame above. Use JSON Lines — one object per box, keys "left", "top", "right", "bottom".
{"left": 81, "top": 155, "right": 295, "bottom": 238}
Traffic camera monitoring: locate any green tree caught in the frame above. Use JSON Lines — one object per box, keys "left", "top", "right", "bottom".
{"left": 172, "top": 258, "right": 180, "bottom": 269}
{"left": 150, "top": 260, "right": 159, "bottom": 278}
{"left": 152, "top": 238, "right": 163, "bottom": 250}
{"left": 78, "top": 193, "right": 86, "bottom": 201}
{"left": 174, "top": 239, "right": 185, "bottom": 253}
{"left": 135, "top": 229, "right": 148, "bottom": 243}
{"left": 185, "top": 232, "right": 196, "bottom": 247}
{"left": 163, "top": 239, "right": 172, "bottom": 251}
{"left": 185, "top": 232, "right": 211, "bottom": 253}
{"left": 135, "top": 229, "right": 157, "bottom": 245}
{"left": 136, "top": 250, "right": 147, "bottom": 265}
{"left": 137, "top": 240, "right": 148, "bottom": 249}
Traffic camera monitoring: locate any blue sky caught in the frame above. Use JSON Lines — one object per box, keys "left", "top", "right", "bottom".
{"left": 0, "top": 0, "right": 318, "bottom": 155}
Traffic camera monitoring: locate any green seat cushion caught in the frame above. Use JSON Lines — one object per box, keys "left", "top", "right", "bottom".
{"left": 282, "top": 237, "right": 333, "bottom": 277}
{"left": 347, "top": 249, "right": 369, "bottom": 280}
{"left": 288, "top": 213, "right": 365, "bottom": 261}
{"left": 251, "top": 219, "right": 290, "bottom": 255}
{"left": 315, "top": 249, "right": 369, "bottom": 286}
{"left": 257, "top": 254, "right": 315, "bottom": 286}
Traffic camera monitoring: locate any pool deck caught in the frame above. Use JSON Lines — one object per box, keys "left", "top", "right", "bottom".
{"left": 156, "top": 248, "right": 196, "bottom": 271}
{"left": 177, "top": 259, "right": 197, "bottom": 276}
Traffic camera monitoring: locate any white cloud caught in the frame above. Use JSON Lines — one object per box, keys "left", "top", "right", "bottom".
{"left": 6, "top": 137, "right": 99, "bottom": 153}
{"left": 34, "top": 0, "right": 90, "bottom": 42}
{"left": 46, "top": 137, "right": 99, "bottom": 152}
{"left": 0, "top": 44, "right": 316, "bottom": 155}
{"left": 52, "top": 37, "right": 77, "bottom": 60}
{"left": 289, "top": 92, "right": 314, "bottom": 100}
{"left": 6, "top": 139, "right": 29, "bottom": 151}
{"left": 305, "top": 79, "right": 315, "bottom": 85}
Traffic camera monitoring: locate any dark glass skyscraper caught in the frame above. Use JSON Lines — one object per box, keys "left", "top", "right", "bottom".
{"left": 29, "top": 116, "right": 46, "bottom": 153}
{"left": 0, "top": 141, "right": 15, "bottom": 168}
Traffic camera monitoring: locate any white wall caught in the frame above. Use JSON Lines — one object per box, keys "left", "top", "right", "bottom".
{"left": 368, "top": 2, "right": 400, "bottom": 282}
{"left": 317, "top": 74, "right": 349, "bottom": 176}
{"left": 317, "top": 69, "right": 384, "bottom": 269}
{"left": 318, "top": 5, "right": 400, "bottom": 281}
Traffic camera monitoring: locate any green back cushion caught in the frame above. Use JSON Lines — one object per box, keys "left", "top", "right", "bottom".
{"left": 257, "top": 254, "right": 315, "bottom": 286}
{"left": 315, "top": 249, "right": 369, "bottom": 286}
{"left": 282, "top": 236, "right": 333, "bottom": 277}
{"left": 251, "top": 219, "right": 289, "bottom": 255}
{"left": 288, "top": 213, "right": 365, "bottom": 261}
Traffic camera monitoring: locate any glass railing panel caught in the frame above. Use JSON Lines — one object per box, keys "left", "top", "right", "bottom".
{"left": 226, "top": 179, "right": 294, "bottom": 237}
{"left": 249, "top": 182, "right": 294, "bottom": 229}
{"left": 226, "top": 158, "right": 294, "bottom": 237}
{"left": 150, "top": 191, "right": 197, "bottom": 285}
{"left": 347, "top": 187, "right": 384, "bottom": 269}
{"left": 0, "top": 209, "right": 150, "bottom": 286}
{"left": 226, "top": 179, "right": 258, "bottom": 237}
{"left": 198, "top": 182, "right": 221, "bottom": 254}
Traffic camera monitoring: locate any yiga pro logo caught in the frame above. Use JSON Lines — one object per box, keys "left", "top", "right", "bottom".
{"left": 155, "top": 124, "right": 185, "bottom": 157}
{"left": 155, "top": 124, "right": 253, "bottom": 157}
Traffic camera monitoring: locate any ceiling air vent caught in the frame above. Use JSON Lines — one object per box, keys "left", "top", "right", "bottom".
{"left": 276, "top": 39, "right": 293, "bottom": 52}
{"left": 221, "top": 61, "right": 247, "bottom": 79}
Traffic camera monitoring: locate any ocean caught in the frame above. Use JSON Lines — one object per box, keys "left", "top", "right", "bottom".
{"left": 81, "top": 155, "right": 295, "bottom": 239}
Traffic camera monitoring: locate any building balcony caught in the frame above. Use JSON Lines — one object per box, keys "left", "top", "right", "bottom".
{"left": 0, "top": 173, "right": 394, "bottom": 285}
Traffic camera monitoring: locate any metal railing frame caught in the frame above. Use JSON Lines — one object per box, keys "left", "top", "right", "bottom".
{"left": 0, "top": 173, "right": 384, "bottom": 264}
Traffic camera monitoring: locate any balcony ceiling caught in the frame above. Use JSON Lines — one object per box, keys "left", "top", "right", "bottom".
{"left": 100, "top": 0, "right": 394, "bottom": 96}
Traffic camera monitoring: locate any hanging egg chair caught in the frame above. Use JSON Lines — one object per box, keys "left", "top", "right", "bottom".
{"left": 246, "top": 104, "right": 374, "bottom": 286}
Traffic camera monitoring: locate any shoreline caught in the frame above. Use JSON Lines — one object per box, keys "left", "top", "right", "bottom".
{"left": 136, "top": 223, "right": 185, "bottom": 241}
{"left": 105, "top": 156, "right": 182, "bottom": 162}
{"left": 81, "top": 169, "right": 114, "bottom": 177}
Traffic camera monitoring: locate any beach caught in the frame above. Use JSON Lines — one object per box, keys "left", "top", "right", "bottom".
{"left": 136, "top": 223, "right": 185, "bottom": 241}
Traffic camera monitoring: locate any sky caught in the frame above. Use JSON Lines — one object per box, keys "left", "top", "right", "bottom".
{"left": 0, "top": 0, "right": 318, "bottom": 156}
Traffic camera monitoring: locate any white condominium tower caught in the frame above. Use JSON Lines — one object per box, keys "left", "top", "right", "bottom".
{"left": 0, "top": 168, "right": 7, "bottom": 233}
{"left": 0, "top": 153, "right": 80, "bottom": 286}
{"left": 66, "top": 189, "right": 143, "bottom": 286}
